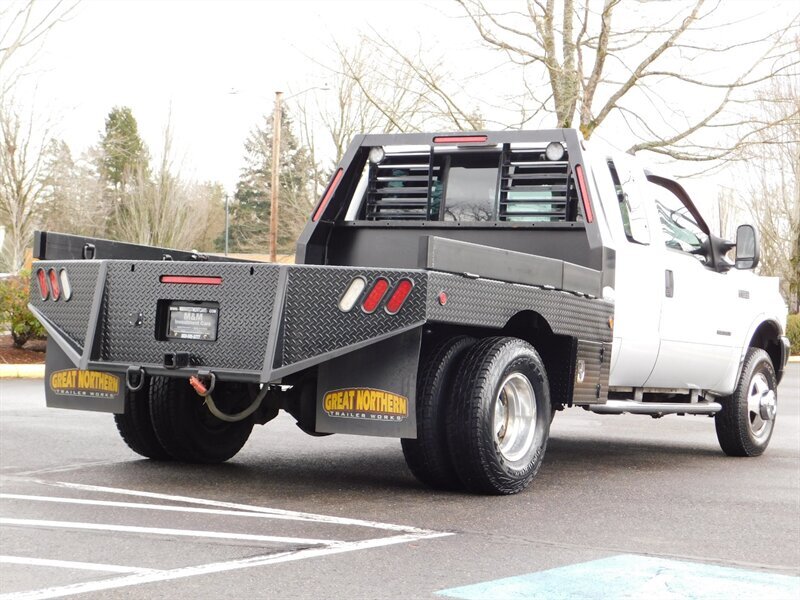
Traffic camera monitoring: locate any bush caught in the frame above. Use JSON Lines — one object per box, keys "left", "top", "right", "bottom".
{"left": 0, "top": 271, "right": 46, "bottom": 348}
{"left": 788, "top": 314, "right": 800, "bottom": 356}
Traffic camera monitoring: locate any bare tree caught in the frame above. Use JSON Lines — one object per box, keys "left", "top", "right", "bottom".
{"left": 740, "top": 70, "right": 800, "bottom": 311}
{"left": 0, "top": 102, "right": 50, "bottom": 271}
{"left": 113, "top": 118, "right": 207, "bottom": 250}
{"left": 0, "top": 0, "right": 77, "bottom": 99}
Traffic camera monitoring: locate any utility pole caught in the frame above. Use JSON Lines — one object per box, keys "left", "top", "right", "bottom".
{"left": 269, "top": 91, "right": 283, "bottom": 263}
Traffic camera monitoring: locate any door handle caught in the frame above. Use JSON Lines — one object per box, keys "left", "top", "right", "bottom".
{"left": 665, "top": 270, "right": 674, "bottom": 298}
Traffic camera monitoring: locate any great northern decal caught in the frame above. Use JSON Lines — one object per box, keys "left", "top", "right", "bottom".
{"left": 322, "top": 388, "right": 409, "bottom": 422}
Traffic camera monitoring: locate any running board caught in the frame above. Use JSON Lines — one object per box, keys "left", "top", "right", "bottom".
{"left": 589, "top": 400, "right": 721, "bottom": 416}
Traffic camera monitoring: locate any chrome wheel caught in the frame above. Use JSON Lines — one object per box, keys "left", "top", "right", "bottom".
{"left": 493, "top": 373, "right": 537, "bottom": 464}
{"left": 746, "top": 372, "right": 776, "bottom": 442}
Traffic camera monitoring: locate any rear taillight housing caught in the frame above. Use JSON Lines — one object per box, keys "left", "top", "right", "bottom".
{"left": 385, "top": 279, "right": 414, "bottom": 315}
{"left": 59, "top": 269, "right": 72, "bottom": 301}
{"left": 35, "top": 268, "right": 49, "bottom": 300}
{"left": 338, "top": 277, "right": 367, "bottom": 312}
{"left": 362, "top": 278, "right": 390, "bottom": 313}
{"left": 48, "top": 268, "right": 61, "bottom": 300}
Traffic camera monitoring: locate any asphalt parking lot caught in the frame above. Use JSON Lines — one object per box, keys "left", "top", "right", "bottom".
{"left": 1, "top": 365, "right": 798, "bottom": 599}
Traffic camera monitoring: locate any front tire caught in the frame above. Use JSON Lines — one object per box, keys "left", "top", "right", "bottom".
{"left": 447, "top": 337, "right": 551, "bottom": 495}
{"left": 149, "top": 377, "right": 254, "bottom": 463}
{"left": 715, "top": 348, "right": 777, "bottom": 457}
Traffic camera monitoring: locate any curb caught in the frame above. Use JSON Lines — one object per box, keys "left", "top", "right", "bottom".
{"left": 790, "top": 356, "right": 800, "bottom": 364}
{"left": 0, "top": 364, "right": 45, "bottom": 379}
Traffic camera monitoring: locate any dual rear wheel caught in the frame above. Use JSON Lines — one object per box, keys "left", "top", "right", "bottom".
{"left": 402, "top": 336, "right": 551, "bottom": 495}
{"left": 114, "top": 376, "right": 254, "bottom": 463}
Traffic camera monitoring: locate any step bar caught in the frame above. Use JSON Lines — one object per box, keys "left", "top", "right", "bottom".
{"left": 589, "top": 400, "right": 722, "bottom": 416}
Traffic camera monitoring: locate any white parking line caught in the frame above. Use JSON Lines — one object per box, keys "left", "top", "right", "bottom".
{"left": 0, "top": 493, "right": 303, "bottom": 521}
{"left": 0, "top": 480, "right": 453, "bottom": 600}
{"left": 0, "top": 532, "right": 451, "bottom": 600}
{"left": 39, "top": 480, "right": 432, "bottom": 533}
{"left": 0, "top": 518, "right": 337, "bottom": 546}
{"left": 0, "top": 556, "right": 157, "bottom": 575}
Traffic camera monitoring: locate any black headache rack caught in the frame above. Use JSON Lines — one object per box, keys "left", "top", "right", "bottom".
{"left": 30, "top": 260, "right": 428, "bottom": 384}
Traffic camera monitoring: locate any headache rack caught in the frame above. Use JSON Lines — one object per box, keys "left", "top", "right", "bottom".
{"left": 364, "top": 144, "right": 579, "bottom": 223}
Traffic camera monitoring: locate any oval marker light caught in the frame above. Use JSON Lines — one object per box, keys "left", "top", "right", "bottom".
{"left": 59, "top": 269, "right": 72, "bottom": 301}
{"left": 36, "top": 268, "right": 49, "bottom": 300}
{"left": 338, "top": 277, "right": 367, "bottom": 312}
{"left": 48, "top": 268, "right": 61, "bottom": 301}
{"left": 385, "top": 279, "right": 414, "bottom": 315}
{"left": 362, "top": 278, "right": 389, "bottom": 313}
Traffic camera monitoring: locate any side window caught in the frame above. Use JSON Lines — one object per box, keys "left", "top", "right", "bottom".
{"left": 650, "top": 183, "right": 708, "bottom": 254}
{"left": 607, "top": 159, "right": 649, "bottom": 244}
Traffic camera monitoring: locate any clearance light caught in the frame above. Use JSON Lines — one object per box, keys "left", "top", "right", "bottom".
{"left": 313, "top": 168, "right": 344, "bottom": 222}
{"left": 433, "top": 135, "right": 488, "bottom": 144}
{"left": 36, "top": 268, "right": 49, "bottom": 300}
{"left": 362, "top": 278, "right": 389, "bottom": 313}
{"left": 59, "top": 269, "right": 72, "bottom": 301}
{"left": 48, "top": 268, "right": 61, "bottom": 301}
{"left": 338, "top": 277, "right": 367, "bottom": 312}
{"left": 545, "top": 141, "right": 565, "bottom": 161}
{"left": 368, "top": 147, "right": 385, "bottom": 164}
{"left": 160, "top": 275, "right": 222, "bottom": 285}
{"left": 385, "top": 279, "right": 414, "bottom": 315}
{"left": 574, "top": 164, "right": 594, "bottom": 223}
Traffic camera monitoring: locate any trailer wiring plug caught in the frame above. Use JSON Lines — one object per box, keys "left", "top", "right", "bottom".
{"left": 189, "top": 374, "right": 266, "bottom": 423}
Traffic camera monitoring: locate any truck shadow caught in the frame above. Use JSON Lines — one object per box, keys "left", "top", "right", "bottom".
{"left": 88, "top": 433, "right": 724, "bottom": 500}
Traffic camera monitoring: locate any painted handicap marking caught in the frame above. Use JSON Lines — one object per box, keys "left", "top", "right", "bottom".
{"left": 436, "top": 554, "right": 800, "bottom": 600}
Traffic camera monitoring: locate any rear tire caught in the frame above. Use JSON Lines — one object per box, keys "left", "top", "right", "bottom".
{"left": 402, "top": 335, "right": 475, "bottom": 490}
{"left": 149, "top": 377, "right": 254, "bottom": 463}
{"left": 715, "top": 348, "right": 777, "bottom": 457}
{"left": 113, "top": 378, "right": 171, "bottom": 460}
{"left": 447, "top": 337, "right": 551, "bottom": 495}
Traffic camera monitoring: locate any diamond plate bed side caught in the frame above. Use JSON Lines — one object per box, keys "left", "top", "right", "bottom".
{"left": 426, "top": 272, "right": 614, "bottom": 343}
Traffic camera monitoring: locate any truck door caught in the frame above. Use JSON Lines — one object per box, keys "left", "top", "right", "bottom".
{"left": 643, "top": 181, "right": 737, "bottom": 390}
{"left": 595, "top": 155, "right": 663, "bottom": 387}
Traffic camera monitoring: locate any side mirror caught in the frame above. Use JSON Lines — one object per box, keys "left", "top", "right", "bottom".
{"left": 735, "top": 224, "right": 760, "bottom": 270}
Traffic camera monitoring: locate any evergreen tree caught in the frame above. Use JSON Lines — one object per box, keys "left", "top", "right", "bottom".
{"left": 226, "top": 105, "right": 319, "bottom": 254}
{"left": 99, "top": 106, "right": 148, "bottom": 190}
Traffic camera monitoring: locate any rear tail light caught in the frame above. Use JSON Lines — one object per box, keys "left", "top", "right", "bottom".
{"left": 160, "top": 275, "right": 222, "bottom": 285}
{"left": 48, "top": 268, "right": 61, "bottom": 300}
{"left": 385, "top": 279, "right": 414, "bottom": 314}
{"left": 59, "top": 269, "right": 72, "bottom": 301}
{"left": 36, "top": 268, "right": 49, "bottom": 300}
{"left": 361, "top": 278, "right": 389, "bottom": 313}
{"left": 338, "top": 277, "right": 367, "bottom": 312}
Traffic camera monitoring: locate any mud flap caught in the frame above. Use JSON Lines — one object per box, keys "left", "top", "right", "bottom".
{"left": 44, "top": 339, "right": 125, "bottom": 413}
{"left": 315, "top": 328, "right": 421, "bottom": 438}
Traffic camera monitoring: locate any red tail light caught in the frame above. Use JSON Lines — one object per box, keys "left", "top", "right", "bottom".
{"left": 385, "top": 279, "right": 414, "bottom": 314}
{"left": 313, "top": 168, "right": 344, "bottom": 222}
{"left": 160, "top": 275, "right": 222, "bottom": 285}
{"left": 48, "top": 268, "right": 61, "bottom": 300}
{"left": 574, "top": 164, "right": 593, "bottom": 223}
{"left": 362, "top": 278, "right": 389, "bottom": 313}
{"left": 433, "top": 135, "right": 488, "bottom": 144}
{"left": 36, "top": 268, "right": 49, "bottom": 300}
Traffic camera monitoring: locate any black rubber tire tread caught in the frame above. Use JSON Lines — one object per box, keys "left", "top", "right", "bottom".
{"left": 149, "top": 376, "right": 254, "bottom": 464}
{"left": 447, "top": 337, "right": 551, "bottom": 495}
{"left": 401, "top": 335, "right": 475, "bottom": 490}
{"left": 715, "top": 347, "right": 777, "bottom": 457}
{"left": 113, "top": 379, "right": 171, "bottom": 460}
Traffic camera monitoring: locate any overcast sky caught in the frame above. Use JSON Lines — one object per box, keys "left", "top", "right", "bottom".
{"left": 9, "top": 0, "right": 798, "bottom": 206}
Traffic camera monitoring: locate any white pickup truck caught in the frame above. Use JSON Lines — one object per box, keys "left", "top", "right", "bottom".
{"left": 30, "top": 129, "right": 791, "bottom": 495}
